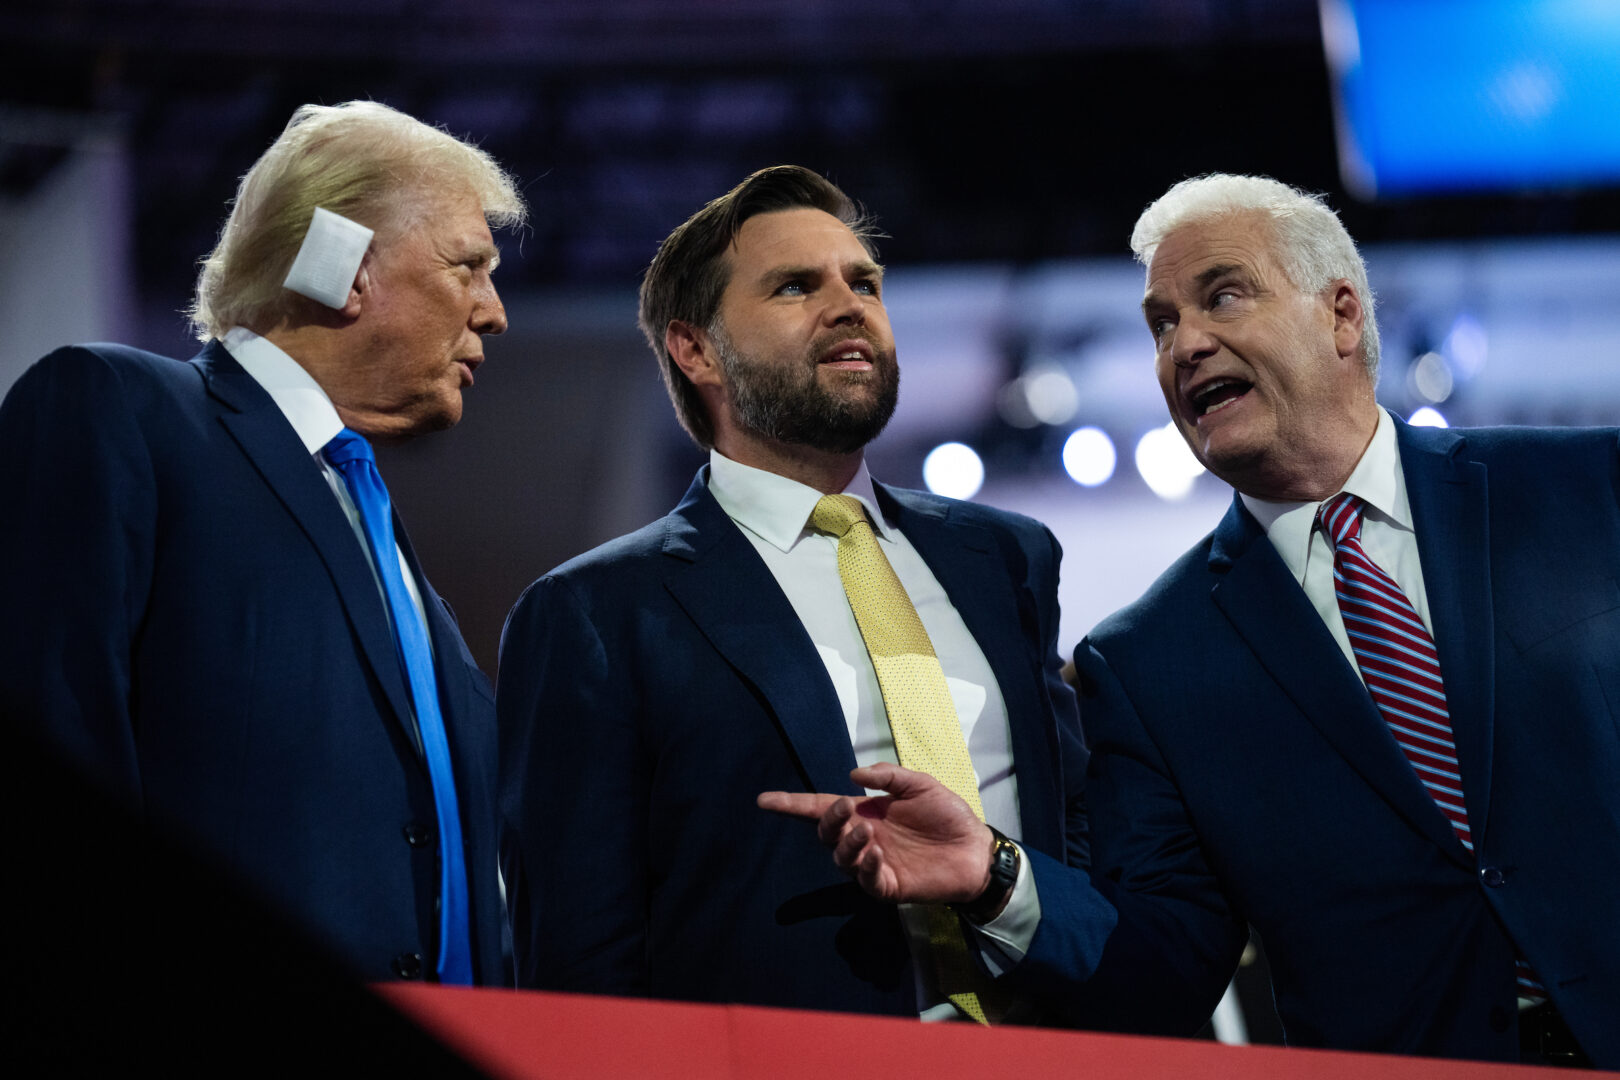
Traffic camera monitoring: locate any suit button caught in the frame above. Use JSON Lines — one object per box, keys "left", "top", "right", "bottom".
{"left": 393, "top": 952, "right": 424, "bottom": 979}
{"left": 1480, "top": 866, "right": 1506, "bottom": 888}
{"left": 403, "top": 822, "right": 432, "bottom": 848}
{"left": 1488, "top": 1005, "right": 1512, "bottom": 1032}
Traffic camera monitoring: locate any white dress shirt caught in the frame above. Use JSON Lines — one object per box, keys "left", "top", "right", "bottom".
{"left": 1240, "top": 407, "right": 1433, "bottom": 677}
{"left": 221, "top": 327, "right": 431, "bottom": 644}
{"left": 706, "top": 449, "right": 1034, "bottom": 1017}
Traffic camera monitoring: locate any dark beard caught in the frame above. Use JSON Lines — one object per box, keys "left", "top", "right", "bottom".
{"left": 713, "top": 324, "right": 899, "bottom": 455}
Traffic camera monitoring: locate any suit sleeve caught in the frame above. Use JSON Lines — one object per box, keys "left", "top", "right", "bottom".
{"left": 0, "top": 347, "right": 156, "bottom": 803}
{"left": 1013, "top": 639, "right": 1246, "bottom": 1034}
{"left": 1034, "top": 525, "right": 1089, "bottom": 868}
{"left": 497, "top": 573, "right": 650, "bottom": 994}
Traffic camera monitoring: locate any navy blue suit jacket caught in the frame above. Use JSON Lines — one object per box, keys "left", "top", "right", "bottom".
{"left": 1019, "top": 419, "right": 1620, "bottom": 1064}
{"left": 497, "top": 469, "right": 1086, "bottom": 1014}
{"left": 0, "top": 342, "right": 504, "bottom": 984}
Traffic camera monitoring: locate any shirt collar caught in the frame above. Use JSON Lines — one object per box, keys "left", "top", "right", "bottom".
{"left": 706, "top": 449, "right": 897, "bottom": 553}
{"left": 1240, "top": 406, "right": 1413, "bottom": 584}
{"left": 220, "top": 327, "right": 344, "bottom": 456}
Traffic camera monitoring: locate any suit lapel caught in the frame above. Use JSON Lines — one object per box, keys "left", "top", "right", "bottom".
{"left": 399, "top": 518, "right": 501, "bottom": 840}
{"left": 880, "top": 486, "right": 1062, "bottom": 856}
{"left": 660, "top": 472, "right": 862, "bottom": 797}
{"left": 1210, "top": 495, "right": 1473, "bottom": 865}
{"left": 1397, "top": 420, "right": 1496, "bottom": 843}
{"left": 197, "top": 341, "right": 419, "bottom": 756}
{"left": 406, "top": 522, "right": 477, "bottom": 747}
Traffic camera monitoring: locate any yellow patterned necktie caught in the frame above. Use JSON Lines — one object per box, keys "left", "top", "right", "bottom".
{"left": 809, "top": 493, "right": 997, "bottom": 1025}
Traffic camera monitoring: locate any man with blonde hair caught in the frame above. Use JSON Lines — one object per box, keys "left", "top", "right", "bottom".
{"left": 766, "top": 173, "right": 1618, "bottom": 1065}
{"left": 0, "top": 100, "right": 525, "bottom": 985}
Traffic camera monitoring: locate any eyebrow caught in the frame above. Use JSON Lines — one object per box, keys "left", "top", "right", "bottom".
{"left": 1194, "top": 263, "right": 1245, "bottom": 290}
{"left": 850, "top": 258, "right": 885, "bottom": 281}
{"left": 757, "top": 259, "right": 886, "bottom": 291}
{"left": 1141, "top": 261, "right": 1247, "bottom": 315}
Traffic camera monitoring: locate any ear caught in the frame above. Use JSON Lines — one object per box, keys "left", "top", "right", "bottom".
{"left": 1327, "top": 280, "right": 1365, "bottom": 363}
{"left": 665, "top": 320, "right": 725, "bottom": 390}
{"left": 337, "top": 253, "right": 372, "bottom": 321}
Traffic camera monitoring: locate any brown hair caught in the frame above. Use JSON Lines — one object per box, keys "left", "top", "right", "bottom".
{"left": 637, "top": 165, "right": 879, "bottom": 448}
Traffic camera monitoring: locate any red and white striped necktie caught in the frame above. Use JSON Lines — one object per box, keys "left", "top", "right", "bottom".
{"left": 1318, "top": 493, "right": 1472, "bottom": 849}
{"left": 1318, "top": 493, "right": 1544, "bottom": 999}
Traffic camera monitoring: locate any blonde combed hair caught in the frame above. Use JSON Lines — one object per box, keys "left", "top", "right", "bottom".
{"left": 189, "top": 100, "right": 525, "bottom": 341}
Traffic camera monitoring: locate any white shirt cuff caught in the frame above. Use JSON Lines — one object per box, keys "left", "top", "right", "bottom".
{"left": 964, "top": 842, "right": 1040, "bottom": 976}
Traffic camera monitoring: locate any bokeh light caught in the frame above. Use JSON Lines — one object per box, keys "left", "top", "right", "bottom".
{"left": 1062, "top": 426, "right": 1117, "bottom": 487}
{"left": 1134, "top": 423, "right": 1206, "bottom": 500}
{"left": 922, "top": 441, "right": 985, "bottom": 499}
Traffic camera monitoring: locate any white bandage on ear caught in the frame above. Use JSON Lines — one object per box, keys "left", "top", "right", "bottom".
{"left": 282, "top": 207, "right": 375, "bottom": 309}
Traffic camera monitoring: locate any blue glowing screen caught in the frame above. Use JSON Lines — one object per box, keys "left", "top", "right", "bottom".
{"left": 1325, "top": 0, "right": 1620, "bottom": 196}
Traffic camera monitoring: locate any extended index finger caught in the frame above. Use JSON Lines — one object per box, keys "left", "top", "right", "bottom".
{"left": 757, "top": 791, "right": 841, "bottom": 820}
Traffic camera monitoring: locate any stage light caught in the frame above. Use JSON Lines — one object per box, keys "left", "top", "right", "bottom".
{"left": 1410, "top": 351, "right": 1454, "bottom": 403}
{"left": 996, "top": 380, "right": 1040, "bottom": 429}
{"left": 1408, "top": 406, "right": 1450, "bottom": 428}
{"left": 1062, "top": 426, "right": 1116, "bottom": 487}
{"left": 1023, "top": 365, "right": 1079, "bottom": 426}
{"left": 1134, "top": 423, "right": 1205, "bottom": 500}
{"left": 923, "top": 442, "right": 985, "bottom": 499}
{"left": 1442, "top": 314, "right": 1488, "bottom": 378}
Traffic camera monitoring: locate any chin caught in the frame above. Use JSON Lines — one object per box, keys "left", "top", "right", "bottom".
{"left": 406, "top": 399, "right": 463, "bottom": 437}
{"left": 1203, "top": 442, "right": 1283, "bottom": 493}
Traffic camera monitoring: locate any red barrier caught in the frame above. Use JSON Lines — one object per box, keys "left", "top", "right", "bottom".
{"left": 377, "top": 985, "right": 1592, "bottom": 1079}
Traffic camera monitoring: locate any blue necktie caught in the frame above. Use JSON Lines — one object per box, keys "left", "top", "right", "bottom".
{"left": 324, "top": 428, "right": 473, "bottom": 985}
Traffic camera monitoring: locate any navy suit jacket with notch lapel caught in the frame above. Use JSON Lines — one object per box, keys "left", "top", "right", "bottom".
{"left": 497, "top": 467, "right": 1087, "bottom": 1015}
{"left": 0, "top": 341, "right": 504, "bottom": 984}
{"left": 1020, "top": 416, "right": 1620, "bottom": 1064}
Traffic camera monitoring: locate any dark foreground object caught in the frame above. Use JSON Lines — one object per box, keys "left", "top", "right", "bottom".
{"left": 5, "top": 729, "right": 486, "bottom": 1077}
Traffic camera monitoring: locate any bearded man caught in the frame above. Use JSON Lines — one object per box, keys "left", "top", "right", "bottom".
{"left": 496, "top": 166, "right": 1086, "bottom": 1021}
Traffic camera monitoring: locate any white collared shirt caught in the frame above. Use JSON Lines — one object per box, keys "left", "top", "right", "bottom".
{"left": 1240, "top": 407, "right": 1432, "bottom": 679}
{"left": 706, "top": 449, "right": 1030, "bottom": 1017}
{"left": 220, "top": 327, "right": 430, "bottom": 642}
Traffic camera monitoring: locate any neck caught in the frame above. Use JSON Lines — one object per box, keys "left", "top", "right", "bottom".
{"left": 1240, "top": 401, "right": 1381, "bottom": 503}
{"left": 259, "top": 321, "right": 408, "bottom": 444}
{"left": 259, "top": 316, "right": 348, "bottom": 390}
{"left": 712, "top": 428, "right": 864, "bottom": 495}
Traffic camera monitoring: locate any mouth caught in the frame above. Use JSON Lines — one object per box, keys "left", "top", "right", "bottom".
{"left": 817, "top": 338, "right": 876, "bottom": 372}
{"left": 1186, "top": 376, "right": 1252, "bottom": 420}
{"left": 456, "top": 356, "right": 483, "bottom": 387}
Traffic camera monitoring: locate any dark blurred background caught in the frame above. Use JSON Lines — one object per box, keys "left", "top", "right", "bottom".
{"left": 10, "top": 0, "right": 1619, "bottom": 668}
{"left": 6, "top": 0, "right": 1620, "bottom": 1046}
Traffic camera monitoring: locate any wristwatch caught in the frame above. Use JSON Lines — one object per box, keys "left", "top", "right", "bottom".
{"left": 952, "top": 826, "right": 1020, "bottom": 922}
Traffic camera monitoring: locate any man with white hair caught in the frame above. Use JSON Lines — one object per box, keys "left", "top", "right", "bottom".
{"left": 0, "top": 100, "right": 525, "bottom": 985}
{"left": 764, "top": 174, "right": 1619, "bottom": 1065}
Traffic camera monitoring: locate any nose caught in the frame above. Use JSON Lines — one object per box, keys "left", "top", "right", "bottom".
{"left": 1169, "top": 312, "right": 1216, "bottom": 368}
{"left": 821, "top": 278, "right": 868, "bottom": 328}
{"left": 472, "top": 280, "right": 507, "bottom": 336}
